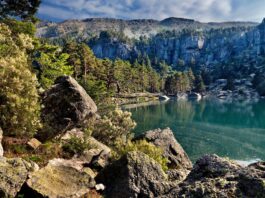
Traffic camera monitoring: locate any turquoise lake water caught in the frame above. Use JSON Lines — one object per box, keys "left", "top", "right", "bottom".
{"left": 125, "top": 99, "right": 265, "bottom": 162}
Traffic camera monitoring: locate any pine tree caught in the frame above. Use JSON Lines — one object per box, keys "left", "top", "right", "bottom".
{"left": 187, "top": 68, "right": 195, "bottom": 90}
{"left": 78, "top": 43, "right": 97, "bottom": 81}
{"left": 63, "top": 41, "right": 82, "bottom": 78}
{"left": 0, "top": 0, "right": 41, "bottom": 21}
{"left": 194, "top": 74, "right": 206, "bottom": 93}
{"left": 35, "top": 44, "right": 74, "bottom": 89}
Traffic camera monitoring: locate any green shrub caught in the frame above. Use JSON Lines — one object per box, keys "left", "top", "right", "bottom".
{"left": 25, "top": 155, "right": 42, "bottom": 163}
{"left": 0, "top": 23, "right": 41, "bottom": 137}
{"left": 115, "top": 139, "right": 169, "bottom": 171}
{"left": 62, "top": 137, "right": 90, "bottom": 156}
{"left": 2, "top": 19, "right": 36, "bottom": 36}
{"left": 92, "top": 108, "right": 136, "bottom": 146}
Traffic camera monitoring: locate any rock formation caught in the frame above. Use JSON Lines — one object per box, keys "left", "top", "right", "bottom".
{"left": 23, "top": 160, "right": 96, "bottom": 198}
{"left": 136, "top": 128, "right": 192, "bottom": 181}
{"left": 0, "top": 157, "right": 38, "bottom": 197}
{"left": 96, "top": 151, "right": 178, "bottom": 198}
{"left": 40, "top": 76, "right": 97, "bottom": 141}
{"left": 37, "top": 17, "right": 264, "bottom": 70}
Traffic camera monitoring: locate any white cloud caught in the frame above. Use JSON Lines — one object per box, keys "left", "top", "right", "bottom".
{"left": 39, "top": 0, "right": 264, "bottom": 22}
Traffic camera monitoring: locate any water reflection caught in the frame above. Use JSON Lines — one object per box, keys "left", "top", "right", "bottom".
{"left": 127, "top": 99, "right": 265, "bottom": 162}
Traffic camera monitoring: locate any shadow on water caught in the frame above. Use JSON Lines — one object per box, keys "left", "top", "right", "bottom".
{"left": 126, "top": 99, "right": 265, "bottom": 162}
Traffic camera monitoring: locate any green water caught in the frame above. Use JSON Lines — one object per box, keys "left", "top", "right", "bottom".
{"left": 125, "top": 99, "right": 265, "bottom": 162}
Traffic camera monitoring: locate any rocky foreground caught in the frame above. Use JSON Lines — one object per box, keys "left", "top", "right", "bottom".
{"left": 0, "top": 76, "right": 264, "bottom": 198}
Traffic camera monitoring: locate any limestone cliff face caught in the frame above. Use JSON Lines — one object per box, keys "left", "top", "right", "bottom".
{"left": 88, "top": 25, "right": 263, "bottom": 68}
{"left": 37, "top": 17, "right": 264, "bottom": 69}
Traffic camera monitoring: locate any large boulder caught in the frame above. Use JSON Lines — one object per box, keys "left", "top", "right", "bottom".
{"left": 238, "top": 162, "right": 265, "bottom": 197}
{"left": 187, "top": 154, "right": 241, "bottom": 180}
{"left": 178, "top": 155, "right": 265, "bottom": 198}
{"left": 0, "top": 157, "right": 38, "bottom": 197}
{"left": 136, "top": 128, "right": 192, "bottom": 170}
{"left": 40, "top": 76, "right": 97, "bottom": 140}
{"left": 0, "top": 128, "right": 3, "bottom": 156}
{"left": 96, "top": 151, "right": 178, "bottom": 198}
{"left": 23, "top": 159, "right": 96, "bottom": 198}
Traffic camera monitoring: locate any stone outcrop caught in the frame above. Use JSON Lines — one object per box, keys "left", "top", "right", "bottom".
{"left": 187, "top": 154, "right": 241, "bottom": 180}
{"left": 238, "top": 162, "right": 265, "bottom": 197}
{"left": 0, "top": 125, "right": 263, "bottom": 197}
{"left": 40, "top": 76, "right": 97, "bottom": 141}
{"left": 136, "top": 128, "right": 192, "bottom": 170}
{"left": 95, "top": 134, "right": 265, "bottom": 198}
{"left": 36, "top": 17, "right": 262, "bottom": 70}
{"left": 0, "top": 157, "right": 38, "bottom": 197}
{"left": 23, "top": 159, "right": 96, "bottom": 198}
{"left": 178, "top": 155, "right": 265, "bottom": 198}
{"left": 208, "top": 77, "right": 260, "bottom": 101}
{"left": 96, "top": 151, "right": 178, "bottom": 198}
{"left": 37, "top": 17, "right": 256, "bottom": 41}
{"left": 60, "top": 128, "right": 85, "bottom": 141}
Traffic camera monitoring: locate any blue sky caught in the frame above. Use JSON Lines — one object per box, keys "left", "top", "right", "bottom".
{"left": 38, "top": 0, "right": 265, "bottom": 22}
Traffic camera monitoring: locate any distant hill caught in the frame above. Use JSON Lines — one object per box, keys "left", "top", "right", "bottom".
{"left": 37, "top": 17, "right": 265, "bottom": 80}
{"left": 37, "top": 17, "right": 258, "bottom": 39}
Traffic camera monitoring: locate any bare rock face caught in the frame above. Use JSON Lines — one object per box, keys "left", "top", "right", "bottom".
{"left": 96, "top": 151, "right": 178, "bottom": 198}
{"left": 0, "top": 157, "right": 37, "bottom": 197}
{"left": 179, "top": 155, "right": 265, "bottom": 198}
{"left": 188, "top": 154, "right": 241, "bottom": 180}
{"left": 40, "top": 76, "right": 97, "bottom": 141}
{"left": 136, "top": 128, "right": 192, "bottom": 170}
{"left": 238, "top": 162, "right": 265, "bottom": 197}
{"left": 24, "top": 159, "right": 96, "bottom": 198}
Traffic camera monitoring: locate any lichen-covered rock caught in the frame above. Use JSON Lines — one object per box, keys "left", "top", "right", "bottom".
{"left": 187, "top": 154, "right": 241, "bottom": 180}
{"left": 0, "top": 157, "right": 37, "bottom": 197}
{"left": 166, "top": 169, "right": 190, "bottom": 182}
{"left": 136, "top": 128, "right": 192, "bottom": 170}
{"left": 238, "top": 162, "right": 265, "bottom": 197}
{"left": 178, "top": 155, "right": 265, "bottom": 198}
{"left": 27, "top": 138, "right": 42, "bottom": 150}
{"left": 60, "top": 128, "right": 85, "bottom": 141}
{"left": 24, "top": 160, "right": 96, "bottom": 198}
{"left": 86, "top": 137, "right": 111, "bottom": 155}
{"left": 40, "top": 76, "right": 97, "bottom": 141}
{"left": 96, "top": 151, "right": 178, "bottom": 198}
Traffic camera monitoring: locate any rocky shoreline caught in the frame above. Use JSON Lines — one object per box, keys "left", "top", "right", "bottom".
{"left": 0, "top": 128, "right": 264, "bottom": 197}
{"left": 0, "top": 76, "right": 264, "bottom": 198}
{"left": 116, "top": 77, "right": 263, "bottom": 107}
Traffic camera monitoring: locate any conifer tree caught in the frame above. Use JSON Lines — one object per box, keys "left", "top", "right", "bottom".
{"left": 0, "top": 0, "right": 41, "bottom": 21}
{"left": 194, "top": 74, "right": 206, "bottom": 93}
{"left": 35, "top": 44, "right": 74, "bottom": 89}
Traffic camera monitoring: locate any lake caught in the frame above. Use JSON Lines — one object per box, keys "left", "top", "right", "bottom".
{"left": 125, "top": 99, "right": 265, "bottom": 163}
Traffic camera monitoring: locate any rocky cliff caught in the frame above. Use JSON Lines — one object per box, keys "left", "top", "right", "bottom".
{"left": 37, "top": 17, "right": 257, "bottom": 40}
{"left": 37, "top": 17, "right": 265, "bottom": 71}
